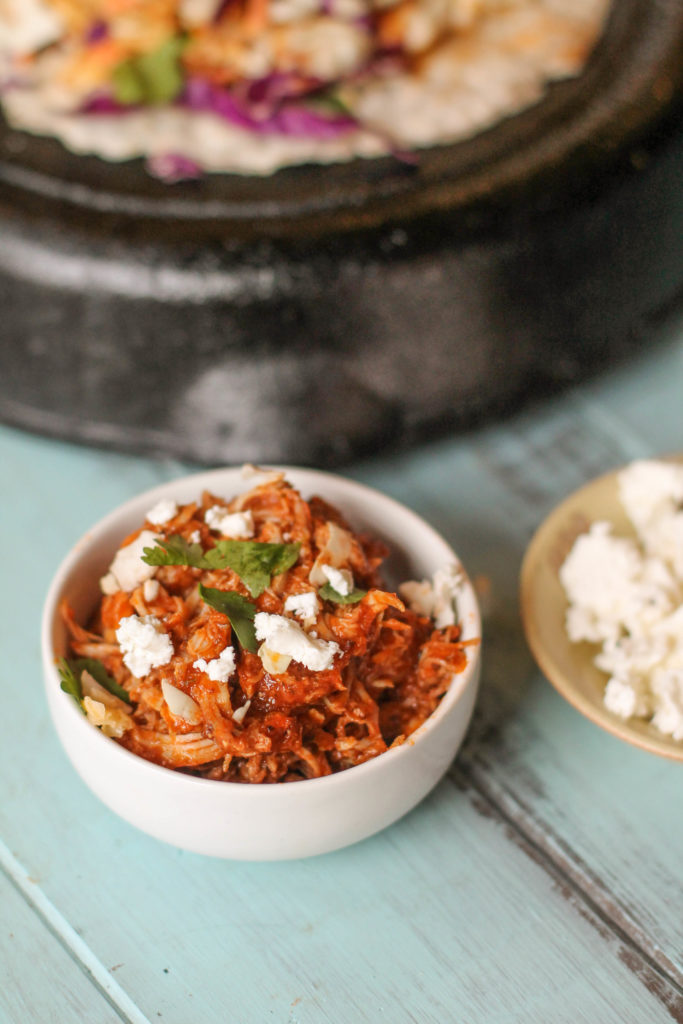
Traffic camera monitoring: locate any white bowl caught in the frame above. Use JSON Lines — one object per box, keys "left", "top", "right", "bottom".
{"left": 42, "top": 466, "right": 481, "bottom": 860}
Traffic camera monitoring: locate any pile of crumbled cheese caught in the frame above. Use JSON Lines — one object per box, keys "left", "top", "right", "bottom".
{"left": 559, "top": 459, "right": 683, "bottom": 741}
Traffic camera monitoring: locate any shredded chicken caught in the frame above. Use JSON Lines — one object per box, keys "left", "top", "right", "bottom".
{"left": 62, "top": 473, "right": 473, "bottom": 783}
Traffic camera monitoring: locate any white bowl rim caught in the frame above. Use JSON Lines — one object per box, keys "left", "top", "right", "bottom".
{"left": 42, "top": 464, "right": 482, "bottom": 795}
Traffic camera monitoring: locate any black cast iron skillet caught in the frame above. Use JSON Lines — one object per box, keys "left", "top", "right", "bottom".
{"left": 0, "top": 0, "right": 681, "bottom": 465}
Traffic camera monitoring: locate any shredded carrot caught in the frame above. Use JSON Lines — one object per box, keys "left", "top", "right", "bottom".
{"left": 242, "top": 0, "right": 270, "bottom": 33}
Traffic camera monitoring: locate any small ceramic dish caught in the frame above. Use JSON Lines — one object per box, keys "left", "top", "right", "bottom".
{"left": 520, "top": 460, "right": 683, "bottom": 763}
{"left": 42, "top": 466, "right": 482, "bottom": 859}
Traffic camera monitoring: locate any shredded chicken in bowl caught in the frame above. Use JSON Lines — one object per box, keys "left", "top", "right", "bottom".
{"left": 59, "top": 467, "right": 476, "bottom": 783}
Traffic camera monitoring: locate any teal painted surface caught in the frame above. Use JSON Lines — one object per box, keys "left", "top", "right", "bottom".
{"left": 0, "top": 869, "right": 124, "bottom": 1024}
{"left": 2, "top": 314, "right": 683, "bottom": 1022}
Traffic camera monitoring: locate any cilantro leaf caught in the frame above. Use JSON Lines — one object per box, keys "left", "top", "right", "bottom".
{"left": 142, "top": 535, "right": 205, "bottom": 569}
{"left": 70, "top": 657, "right": 131, "bottom": 705}
{"left": 58, "top": 658, "right": 85, "bottom": 711}
{"left": 312, "top": 90, "right": 354, "bottom": 118}
{"left": 199, "top": 584, "right": 258, "bottom": 653}
{"left": 113, "top": 35, "right": 186, "bottom": 107}
{"left": 204, "top": 541, "right": 300, "bottom": 597}
{"left": 318, "top": 582, "right": 367, "bottom": 605}
{"left": 142, "top": 536, "right": 300, "bottom": 597}
{"left": 58, "top": 657, "right": 131, "bottom": 709}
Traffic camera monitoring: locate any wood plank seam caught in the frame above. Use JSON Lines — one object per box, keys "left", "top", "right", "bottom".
{"left": 572, "top": 395, "right": 651, "bottom": 464}
{"left": 0, "top": 837, "right": 151, "bottom": 1024}
{"left": 449, "top": 761, "right": 683, "bottom": 1022}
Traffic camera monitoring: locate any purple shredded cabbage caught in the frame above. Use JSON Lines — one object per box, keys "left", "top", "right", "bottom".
{"left": 182, "top": 77, "right": 357, "bottom": 138}
{"left": 0, "top": 75, "right": 22, "bottom": 94}
{"left": 85, "top": 20, "right": 109, "bottom": 44}
{"left": 75, "top": 76, "right": 358, "bottom": 139}
{"left": 79, "top": 92, "right": 129, "bottom": 115}
{"left": 146, "top": 152, "right": 202, "bottom": 182}
{"left": 242, "top": 71, "right": 322, "bottom": 110}
{"left": 269, "top": 102, "right": 357, "bottom": 138}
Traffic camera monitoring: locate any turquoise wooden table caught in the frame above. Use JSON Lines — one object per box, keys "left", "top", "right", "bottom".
{"left": 2, "top": 319, "right": 683, "bottom": 1024}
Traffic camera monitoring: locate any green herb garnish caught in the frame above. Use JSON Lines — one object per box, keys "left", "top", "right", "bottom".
{"left": 113, "top": 35, "right": 186, "bottom": 107}
{"left": 58, "top": 658, "right": 85, "bottom": 711}
{"left": 58, "top": 657, "right": 130, "bottom": 709}
{"left": 142, "top": 535, "right": 205, "bottom": 568}
{"left": 308, "top": 88, "right": 354, "bottom": 119}
{"left": 70, "top": 657, "right": 130, "bottom": 704}
{"left": 143, "top": 536, "right": 300, "bottom": 598}
{"left": 318, "top": 583, "right": 367, "bottom": 605}
{"left": 199, "top": 584, "right": 258, "bottom": 653}
{"left": 205, "top": 541, "right": 300, "bottom": 597}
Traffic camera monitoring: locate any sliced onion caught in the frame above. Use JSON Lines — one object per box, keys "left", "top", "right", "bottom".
{"left": 161, "top": 681, "right": 200, "bottom": 723}
{"left": 309, "top": 521, "right": 354, "bottom": 585}
{"left": 81, "top": 670, "right": 130, "bottom": 712}
{"left": 232, "top": 699, "right": 251, "bottom": 724}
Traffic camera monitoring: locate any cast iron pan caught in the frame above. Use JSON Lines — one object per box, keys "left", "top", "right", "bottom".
{"left": 0, "top": 0, "right": 681, "bottom": 465}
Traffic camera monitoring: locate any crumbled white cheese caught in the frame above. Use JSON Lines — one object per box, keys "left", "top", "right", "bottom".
{"left": 560, "top": 522, "right": 675, "bottom": 647}
{"left": 254, "top": 612, "right": 340, "bottom": 672}
{"left": 619, "top": 460, "right": 683, "bottom": 534}
{"left": 116, "top": 614, "right": 174, "bottom": 678}
{"left": 603, "top": 678, "right": 648, "bottom": 720}
{"left": 205, "top": 506, "right": 255, "bottom": 538}
{"left": 189, "top": 529, "right": 202, "bottom": 544}
{"left": 561, "top": 459, "right": 683, "bottom": 741}
{"left": 399, "top": 564, "right": 463, "bottom": 628}
{"left": 619, "top": 460, "right": 683, "bottom": 578}
{"left": 194, "top": 645, "right": 236, "bottom": 683}
{"left": 146, "top": 498, "right": 178, "bottom": 526}
{"left": 320, "top": 564, "right": 354, "bottom": 596}
{"left": 284, "top": 591, "right": 320, "bottom": 626}
{"left": 161, "top": 680, "right": 200, "bottom": 724}
{"left": 650, "top": 669, "right": 683, "bottom": 739}
{"left": 232, "top": 699, "right": 251, "bottom": 724}
{"left": 143, "top": 578, "right": 160, "bottom": 602}
{"left": 100, "top": 572, "right": 119, "bottom": 596}
{"left": 104, "top": 530, "right": 161, "bottom": 593}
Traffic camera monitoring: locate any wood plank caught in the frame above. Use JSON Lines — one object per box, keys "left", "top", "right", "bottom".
{"left": 0, "top": 868, "right": 128, "bottom": 1024}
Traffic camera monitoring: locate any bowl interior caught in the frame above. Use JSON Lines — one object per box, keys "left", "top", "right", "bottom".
{"left": 520, "top": 458, "right": 683, "bottom": 762}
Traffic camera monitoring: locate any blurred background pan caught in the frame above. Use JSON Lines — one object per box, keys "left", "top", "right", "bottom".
{"left": 0, "top": 0, "right": 681, "bottom": 466}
